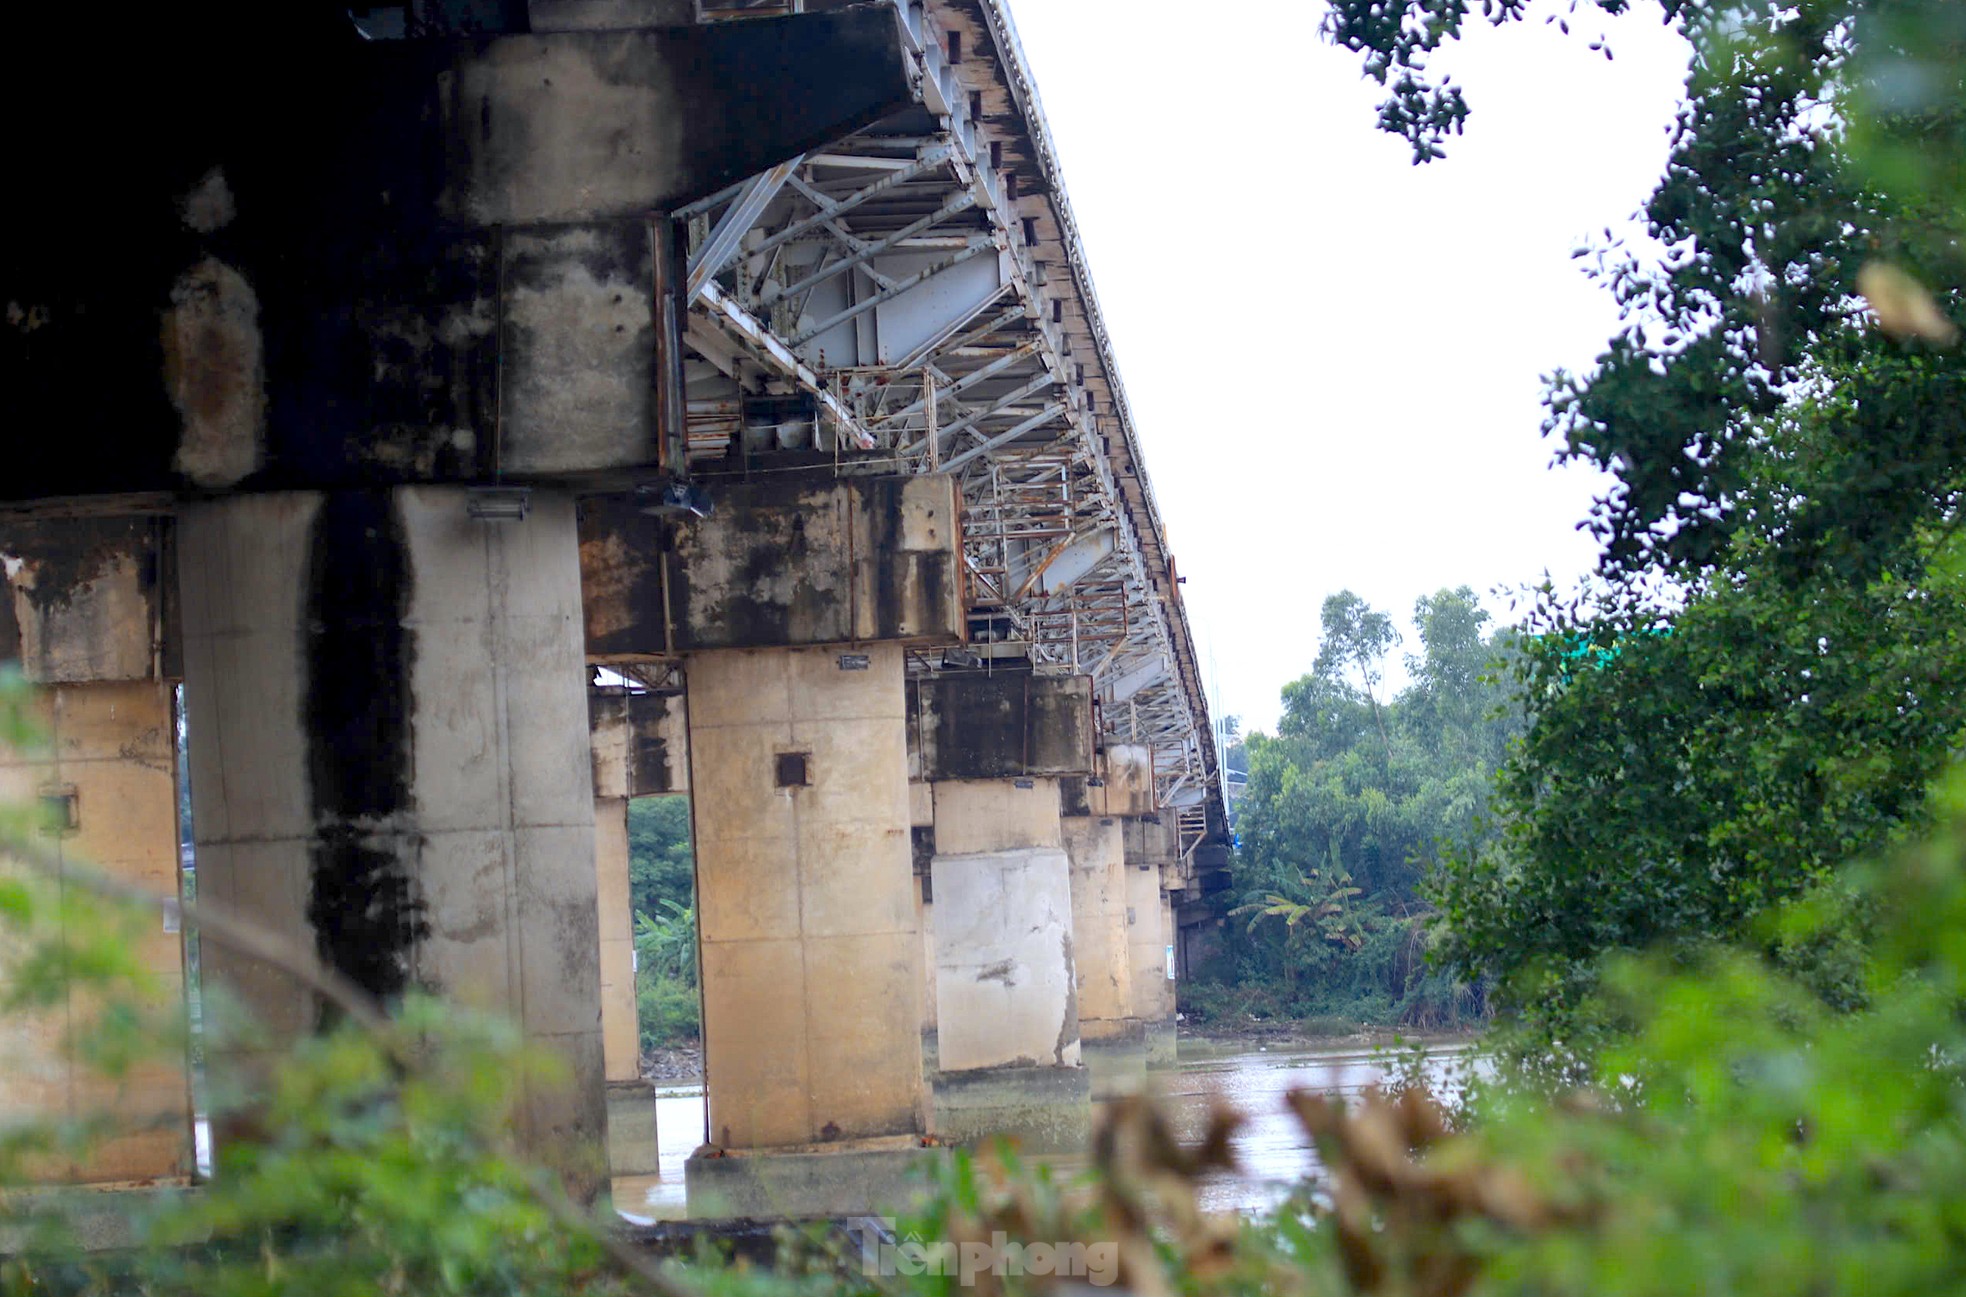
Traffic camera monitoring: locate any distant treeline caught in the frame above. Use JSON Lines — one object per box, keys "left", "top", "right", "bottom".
{"left": 1192, "top": 586, "right": 1517, "bottom": 1033}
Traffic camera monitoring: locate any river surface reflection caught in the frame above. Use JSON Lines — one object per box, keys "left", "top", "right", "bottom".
{"left": 1154, "top": 1040, "right": 1483, "bottom": 1213}
{"left": 613, "top": 1039, "right": 1484, "bottom": 1222}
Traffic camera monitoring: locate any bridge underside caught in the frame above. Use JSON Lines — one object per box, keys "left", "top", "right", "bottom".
{"left": 0, "top": 0, "right": 1230, "bottom": 1219}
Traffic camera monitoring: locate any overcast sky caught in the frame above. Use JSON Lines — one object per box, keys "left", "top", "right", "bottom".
{"left": 1002, "top": 0, "right": 1693, "bottom": 732}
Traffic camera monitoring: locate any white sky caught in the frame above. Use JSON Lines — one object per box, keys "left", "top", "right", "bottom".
{"left": 1002, "top": 0, "right": 1693, "bottom": 732}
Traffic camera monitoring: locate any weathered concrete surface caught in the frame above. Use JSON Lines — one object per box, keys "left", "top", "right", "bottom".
{"left": 687, "top": 644, "right": 924, "bottom": 1153}
{"left": 1125, "top": 861, "right": 1176, "bottom": 1071}
{"left": 1061, "top": 816, "right": 1136, "bottom": 1042}
{"left": 608, "top": 1079, "right": 662, "bottom": 1178}
{"left": 919, "top": 895, "right": 938, "bottom": 1041}
{"left": 929, "top": 846, "right": 1079, "bottom": 1074}
{"left": 595, "top": 797, "right": 642, "bottom": 1086}
{"left": 931, "top": 778, "right": 1063, "bottom": 855}
{"left": 908, "top": 671, "right": 1094, "bottom": 782}
{"left": 498, "top": 224, "right": 660, "bottom": 476}
{"left": 3, "top": 7, "right": 915, "bottom": 502}
{"left": 0, "top": 518, "right": 169, "bottom": 685}
{"left": 0, "top": 682, "right": 191, "bottom": 1184}
{"left": 926, "top": 778, "right": 1090, "bottom": 1147}
{"left": 685, "top": 1139, "right": 937, "bottom": 1220}
{"left": 1061, "top": 744, "right": 1155, "bottom": 820}
{"left": 1123, "top": 814, "right": 1180, "bottom": 870}
{"left": 531, "top": 0, "right": 697, "bottom": 31}
{"left": 931, "top": 1064, "right": 1091, "bottom": 1153}
{"left": 591, "top": 688, "right": 690, "bottom": 797}
{"left": 1152, "top": 889, "right": 1177, "bottom": 1067}
{"left": 581, "top": 476, "right": 964, "bottom": 659}
{"left": 179, "top": 487, "right": 606, "bottom": 1192}
{"left": 438, "top": 17, "right": 914, "bottom": 227}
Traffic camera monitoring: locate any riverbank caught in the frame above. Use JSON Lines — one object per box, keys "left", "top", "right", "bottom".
{"left": 1175, "top": 1019, "right": 1485, "bottom": 1057}
{"left": 641, "top": 1022, "right": 1483, "bottom": 1088}
{"left": 644, "top": 1044, "right": 702, "bottom": 1083}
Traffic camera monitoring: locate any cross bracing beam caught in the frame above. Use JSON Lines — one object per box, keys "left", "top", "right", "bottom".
{"left": 743, "top": 146, "right": 954, "bottom": 263}
{"left": 938, "top": 402, "right": 1068, "bottom": 475}
{"left": 888, "top": 340, "right": 1040, "bottom": 435}
{"left": 687, "top": 155, "right": 803, "bottom": 305}
{"left": 758, "top": 191, "right": 978, "bottom": 307}
{"left": 918, "top": 373, "right": 1055, "bottom": 458}
{"left": 693, "top": 282, "right": 877, "bottom": 450}
{"left": 786, "top": 237, "right": 996, "bottom": 347}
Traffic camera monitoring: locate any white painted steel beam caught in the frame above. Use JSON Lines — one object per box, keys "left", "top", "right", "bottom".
{"left": 937, "top": 402, "right": 1068, "bottom": 475}
{"left": 1108, "top": 657, "right": 1168, "bottom": 704}
{"left": 687, "top": 155, "right": 803, "bottom": 305}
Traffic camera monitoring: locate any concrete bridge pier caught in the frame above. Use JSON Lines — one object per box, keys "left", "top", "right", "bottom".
{"left": 1061, "top": 744, "right": 1163, "bottom": 1098}
{"left": 926, "top": 777, "right": 1090, "bottom": 1151}
{"left": 909, "top": 671, "right": 1100, "bottom": 1150}
{"left": 578, "top": 474, "right": 963, "bottom": 1217}
{"left": 591, "top": 795, "right": 649, "bottom": 1173}
{"left": 0, "top": 521, "right": 193, "bottom": 1186}
{"left": 178, "top": 488, "right": 607, "bottom": 1195}
{"left": 683, "top": 644, "right": 929, "bottom": 1215}
{"left": 1124, "top": 817, "right": 1181, "bottom": 1069}
{"left": 589, "top": 689, "right": 690, "bottom": 1179}
{"left": 1061, "top": 814, "right": 1142, "bottom": 1100}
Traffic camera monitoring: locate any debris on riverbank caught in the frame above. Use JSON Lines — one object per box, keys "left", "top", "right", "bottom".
{"left": 644, "top": 1044, "right": 702, "bottom": 1084}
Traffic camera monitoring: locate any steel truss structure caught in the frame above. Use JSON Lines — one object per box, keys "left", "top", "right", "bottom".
{"left": 679, "top": 0, "right": 1226, "bottom": 845}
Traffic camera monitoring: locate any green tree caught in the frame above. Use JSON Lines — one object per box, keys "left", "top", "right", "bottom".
{"left": 624, "top": 797, "right": 700, "bottom": 1049}
{"left": 1430, "top": 392, "right": 1966, "bottom": 1048}
{"left": 1328, "top": 0, "right": 1966, "bottom": 1056}
{"left": 1312, "top": 591, "right": 1399, "bottom": 759}
{"left": 627, "top": 796, "right": 693, "bottom": 920}
{"left": 1210, "top": 587, "right": 1516, "bottom": 1029}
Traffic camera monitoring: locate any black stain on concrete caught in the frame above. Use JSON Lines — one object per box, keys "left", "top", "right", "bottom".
{"left": 1, "top": 519, "right": 156, "bottom": 615}
{"left": 912, "top": 671, "right": 1095, "bottom": 781}
{"left": 627, "top": 692, "right": 679, "bottom": 795}
{"left": 1, "top": 6, "right": 911, "bottom": 503}
{"left": 303, "top": 489, "right": 426, "bottom": 1006}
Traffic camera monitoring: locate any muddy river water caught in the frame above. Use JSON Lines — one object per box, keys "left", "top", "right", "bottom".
{"left": 615, "top": 1038, "right": 1485, "bottom": 1221}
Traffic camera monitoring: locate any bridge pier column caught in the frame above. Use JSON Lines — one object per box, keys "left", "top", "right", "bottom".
{"left": 0, "top": 521, "right": 193, "bottom": 1187}
{"left": 0, "top": 682, "right": 193, "bottom": 1185}
{"left": 1124, "top": 816, "right": 1179, "bottom": 1069}
{"left": 178, "top": 487, "right": 607, "bottom": 1197}
{"left": 683, "top": 643, "right": 928, "bottom": 1216}
{"left": 1061, "top": 814, "right": 1142, "bottom": 1099}
{"left": 593, "top": 794, "right": 661, "bottom": 1177}
{"left": 587, "top": 684, "right": 692, "bottom": 1183}
{"left": 927, "top": 777, "right": 1090, "bottom": 1150}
